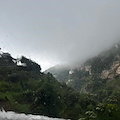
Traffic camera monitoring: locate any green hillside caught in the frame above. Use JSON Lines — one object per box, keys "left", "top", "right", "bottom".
{"left": 0, "top": 52, "right": 96, "bottom": 120}
{"left": 1, "top": 42, "right": 120, "bottom": 120}
{"left": 45, "top": 42, "right": 120, "bottom": 120}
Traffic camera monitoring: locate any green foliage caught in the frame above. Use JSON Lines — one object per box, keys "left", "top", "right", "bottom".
{"left": 95, "top": 103, "right": 120, "bottom": 120}
{"left": 1, "top": 45, "right": 120, "bottom": 120}
{"left": 21, "top": 56, "right": 41, "bottom": 72}
{"left": 45, "top": 42, "right": 120, "bottom": 120}
{"left": 0, "top": 53, "right": 93, "bottom": 120}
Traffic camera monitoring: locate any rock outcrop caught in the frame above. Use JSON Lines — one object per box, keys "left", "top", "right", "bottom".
{"left": 101, "top": 61, "right": 120, "bottom": 79}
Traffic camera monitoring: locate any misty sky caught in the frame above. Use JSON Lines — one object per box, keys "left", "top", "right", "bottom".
{"left": 0, "top": 0, "right": 120, "bottom": 71}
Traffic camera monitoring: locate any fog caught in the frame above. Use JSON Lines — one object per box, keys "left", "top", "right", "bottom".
{"left": 0, "top": 0, "right": 120, "bottom": 70}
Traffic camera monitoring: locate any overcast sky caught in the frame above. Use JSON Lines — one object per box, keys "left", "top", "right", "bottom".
{"left": 0, "top": 0, "right": 120, "bottom": 71}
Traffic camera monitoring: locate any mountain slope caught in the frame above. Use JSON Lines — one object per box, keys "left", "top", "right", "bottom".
{"left": 1, "top": 42, "right": 120, "bottom": 120}
{"left": 45, "top": 65, "right": 71, "bottom": 82}
{"left": 45, "top": 42, "right": 120, "bottom": 120}
{"left": 45, "top": 42, "right": 120, "bottom": 90}
{"left": 0, "top": 51, "right": 96, "bottom": 120}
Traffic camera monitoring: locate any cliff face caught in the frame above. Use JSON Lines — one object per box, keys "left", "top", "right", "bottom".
{"left": 101, "top": 61, "right": 120, "bottom": 79}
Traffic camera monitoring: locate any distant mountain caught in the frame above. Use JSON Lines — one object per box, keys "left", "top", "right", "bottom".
{"left": 45, "top": 42, "right": 120, "bottom": 90}
{"left": 44, "top": 42, "right": 120, "bottom": 120}
{"left": 45, "top": 42, "right": 120, "bottom": 101}
{"left": 44, "top": 65, "right": 71, "bottom": 83}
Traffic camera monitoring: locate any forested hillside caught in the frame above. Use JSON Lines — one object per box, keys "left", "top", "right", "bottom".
{"left": 45, "top": 42, "right": 120, "bottom": 120}
{"left": 1, "top": 42, "right": 120, "bottom": 120}
{"left": 0, "top": 51, "right": 96, "bottom": 120}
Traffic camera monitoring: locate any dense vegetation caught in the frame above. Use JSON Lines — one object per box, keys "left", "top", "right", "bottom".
{"left": 0, "top": 52, "right": 96, "bottom": 120}
{"left": 46, "top": 42, "right": 120, "bottom": 120}
{"left": 1, "top": 42, "right": 120, "bottom": 120}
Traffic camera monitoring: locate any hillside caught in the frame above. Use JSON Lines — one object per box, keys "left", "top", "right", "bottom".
{"left": 0, "top": 51, "right": 97, "bottom": 120}
{"left": 45, "top": 42, "right": 120, "bottom": 120}
{"left": 45, "top": 42, "right": 120, "bottom": 90}
{"left": 45, "top": 65, "right": 71, "bottom": 83}
{"left": 1, "top": 43, "right": 120, "bottom": 120}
